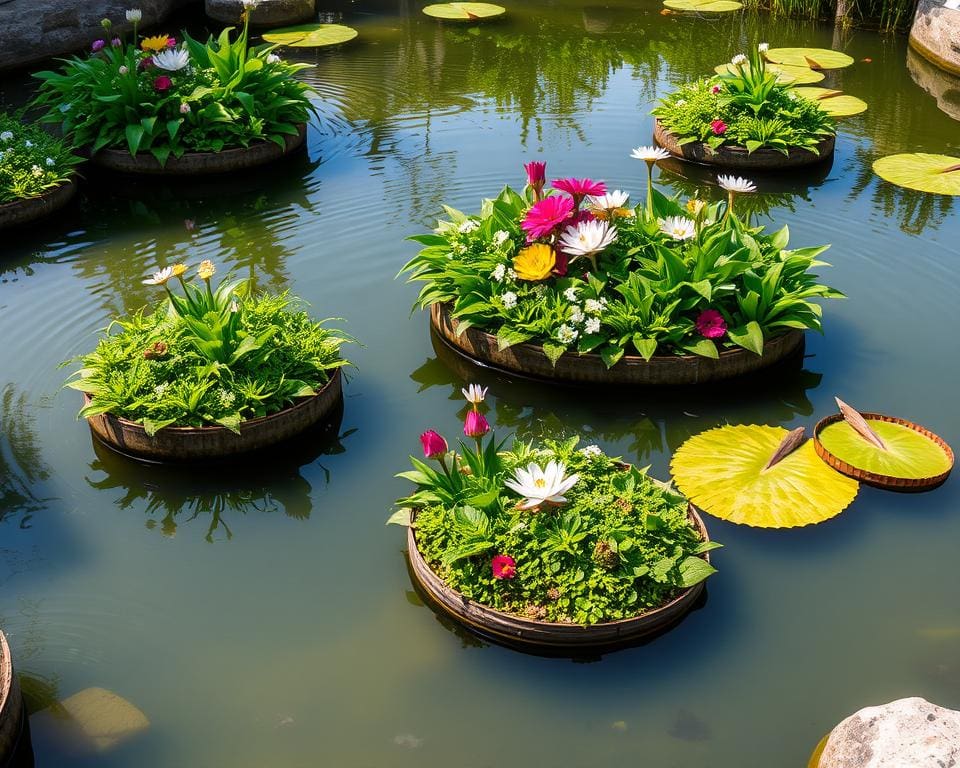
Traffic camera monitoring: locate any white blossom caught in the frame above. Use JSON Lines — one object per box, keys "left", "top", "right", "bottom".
{"left": 557, "top": 324, "right": 578, "bottom": 344}
{"left": 584, "top": 299, "right": 605, "bottom": 315}
{"left": 267, "top": 53, "right": 281, "bottom": 64}
{"left": 758, "top": 42, "right": 769, "bottom": 53}
{"left": 563, "top": 287, "right": 578, "bottom": 302}
{"left": 580, "top": 444, "right": 603, "bottom": 457}
{"left": 458, "top": 219, "right": 480, "bottom": 234}
{"left": 570, "top": 306, "right": 585, "bottom": 324}
{"left": 501, "top": 291, "right": 518, "bottom": 309}
{"left": 125, "top": 9, "right": 142, "bottom": 22}
{"left": 717, "top": 175, "right": 757, "bottom": 194}
{"left": 584, "top": 317, "right": 601, "bottom": 334}
{"left": 493, "top": 230, "right": 510, "bottom": 246}
{"left": 731, "top": 53, "right": 748, "bottom": 66}
{"left": 491, "top": 264, "right": 506, "bottom": 282}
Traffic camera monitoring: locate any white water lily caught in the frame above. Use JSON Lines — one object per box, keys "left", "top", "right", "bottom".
{"left": 461, "top": 384, "right": 488, "bottom": 405}
{"left": 153, "top": 48, "right": 190, "bottom": 71}
{"left": 659, "top": 216, "right": 696, "bottom": 241}
{"left": 717, "top": 175, "right": 757, "bottom": 194}
{"left": 731, "top": 53, "right": 748, "bottom": 65}
{"left": 505, "top": 460, "right": 580, "bottom": 509}
{"left": 126, "top": 8, "right": 142, "bottom": 22}
{"left": 143, "top": 266, "right": 174, "bottom": 286}
{"left": 558, "top": 220, "right": 617, "bottom": 264}
{"left": 587, "top": 190, "right": 630, "bottom": 210}
{"left": 630, "top": 145, "right": 670, "bottom": 163}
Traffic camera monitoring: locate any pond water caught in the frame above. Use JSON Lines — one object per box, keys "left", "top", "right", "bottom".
{"left": 2, "top": 1, "right": 960, "bottom": 765}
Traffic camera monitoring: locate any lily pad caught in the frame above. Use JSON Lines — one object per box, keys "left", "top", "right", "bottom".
{"left": 714, "top": 62, "right": 825, "bottom": 84}
{"left": 422, "top": 2, "right": 506, "bottom": 20}
{"left": 671, "top": 424, "right": 859, "bottom": 528}
{"left": 664, "top": 0, "right": 743, "bottom": 12}
{"left": 794, "top": 87, "right": 868, "bottom": 117}
{"left": 262, "top": 23, "right": 358, "bottom": 48}
{"left": 765, "top": 47, "right": 855, "bottom": 70}
{"left": 873, "top": 153, "right": 960, "bottom": 195}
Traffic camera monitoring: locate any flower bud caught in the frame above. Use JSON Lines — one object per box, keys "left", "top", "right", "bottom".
{"left": 419, "top": 430, "right": 448, "bottom": 460}
{"left": 463, "top": 411, "right": 490, "bottom": 438}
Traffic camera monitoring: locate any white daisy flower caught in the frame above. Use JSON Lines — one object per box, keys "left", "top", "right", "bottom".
{"left": 630, "top": 146, "right": 670, "bottom": 163}
{"left": 126, "top": 9, "right": 142, "bottom": 22}
{"left": 717, "top": 175, "right": 757, "bottom": 194}
{"left": 658, "top": 215, "right": 696, "bottom": 241}
{"left": 731, "top": 53, "right": 748, "bottom": 65}
{"left": 558, "top": 219, "right": 617, "bottom": 262}
{"left": 462, "top": 384, "right": 488, "bottom": 404}
{"left": 587, "top": 190, "right": 630, "bottom": 210}
{"left": 153, "top": 48, "right": 190, "bottom": 72}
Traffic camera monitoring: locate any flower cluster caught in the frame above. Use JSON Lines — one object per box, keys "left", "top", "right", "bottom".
{"left": 0, "top": 113, "right": 80, "bottom": 204}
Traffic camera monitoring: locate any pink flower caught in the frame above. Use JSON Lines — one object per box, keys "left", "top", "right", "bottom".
{"left": 111, "top": 37, "right": 122, "bottom": 47}
{"left": 91, "top": 39, "right": 106, "bottom": 52}
{"left": 140, "top": 56, "right": 154, "bottom": 68}
{"left": 524, "top": 161, "right": 546, "bottom": 189}
{"left": 153, "top": 75, "right": 172, "bottom": 92}
{"left": 166, "top": 36, "right": 177, "bottom": 47}
{"left": 463, "top": 410, "right": 490, "bottom": 438}
{"left": 711, "top": 84, "right": 721, "bottom": 94}
{"left": 179, "top": 102, "right": 191, "bottom": 114}
{"left": 491, "top": 554, "right": 517, "bottom": 580}
{"left": 695, "top": 309, "right": 727, "bottom": 339}
{"left": 711, "top": 120, "right": 728, "bottom": 135}
{"left": 419, "top": 430, "right": 448, "bottom": 460}
{"left": 552, "top": 177, "right": 606, "bottom": 204}
{"left": 521, "top": 195, "right": 575, "bottom": 241}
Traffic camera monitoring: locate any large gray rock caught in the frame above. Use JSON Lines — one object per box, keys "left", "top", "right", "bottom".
{"left": 910, "top": 0, "right": 960, "bottom": 77}
{"left": 819, "top": 697, "right": 960, "bottom": 768}
{"left": 205, "top": 0, "right": 316, "bottom": 27}
{"left": 0, "top": 0, "right": 191, "bottom": 73}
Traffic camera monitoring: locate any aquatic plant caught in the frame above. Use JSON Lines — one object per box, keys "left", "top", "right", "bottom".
{"left": 0, "top": 112, "right": 80, "bottom": 204}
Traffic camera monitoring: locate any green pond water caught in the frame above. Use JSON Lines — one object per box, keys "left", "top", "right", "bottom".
{"left": 2, "top": 1, "right": 959, "bottom": 765}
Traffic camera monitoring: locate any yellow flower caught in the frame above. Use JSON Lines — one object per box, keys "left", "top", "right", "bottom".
{"left": 686, "top": 198, "right": 706, "bottom": 217}
{"left": 171, "top": 263, "right": 188, "bottom": 277}
{"left": 141, "top": 35, "right": 172, "bottom": 53}
{"left": 197, "top": 260, "right": 215, "bottom": 280}
{"left": 513, "top": 244, "right": 556, "bottom": 282}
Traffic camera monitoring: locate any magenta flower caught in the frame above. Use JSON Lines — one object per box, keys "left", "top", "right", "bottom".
{"left": 521, "top": 195, "right": 575, "bottom": 241}
{"left": 491, "top": 554, "right": 517, "bottom": 580}
{"left": 552, "top": 177, "right": 606, "bottom": 204}
{"left": 91, "top": 39, "right": 106, "bottom": 52}
{"left": 153, "top": 75, "right": 173, "bottom": 92}
{"left": 711, "top": 84, "right": 721, "bottom": 94}
{"left": 463, "top": 410, "right": 490, "bottom": 438}
{"left": 552, "top": 250, "right": 568, "bottom": 277}
{"left": 524, "top": 161, "right": 546, "bottom": 189}
{"left": 419, "top": 430, "right": 448, "bottom": 460}
{"left": 711, "top": 120, "right": 728, "bottom": 136}
{"left": 166, "top": 36, "right": 177, "bottom": 48}
{"left": 140, "top": 56, "right": 154, "bottom": 68}
{"left": 695, "top": 309, "right": 727, "bottom": 339}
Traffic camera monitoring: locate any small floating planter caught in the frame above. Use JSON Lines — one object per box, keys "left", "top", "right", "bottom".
{"left": 1, "top": 630, "right": 26, "bottom": 767}
{"left": 814, "top": 399, "right": 954, "bottom": 491}
{"left": 262, "top": 23, "right": 359, "bottom": 48}
{"left": 422, "top": 2, "right": 506, "bottom": 21}
{"left": 33, "top": 9, "right": 314, "bottom": 174}
{"left": 401, "top": 155, "right": 841, "bottom": 386}
{"left": 653, "top": 44, "right": 838, "bottom": 169}
{"left": 873, "top": 153, "right": 960, "bottom": 195}
{"left": 389, "top": 389, "right": 719, "bottom": 653}
{"left": 0, "top": 112, "right": 81, "bottom": 230}
{"left": 66, "top": 262, "right": 352, "bottom": 462}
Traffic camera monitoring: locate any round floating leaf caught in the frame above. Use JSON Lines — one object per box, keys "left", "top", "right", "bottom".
{"left": 671, "top": 424, "right": 859, "bottom": 528}
{"left": 873, "top": 153, "right": 960, "bottom": 195}
{"left": 714, "top": 62, "right": 824, "bottom": 84}
{"left": 664, "top": 0, "right": 743, "bottom": 12}
{"left": 262, "top": 23, "right": 358, "bottom": 47}
{"left": 817, "top": 420, "right": 952, "bottom": 480}
{"left": 422, "top": 2, "right": 506, "bottom": 20}
{"left": 765, "top": 47, "right": 854, "bottom": 70}
{"left": 793, "top": 87, "right": 868, "bottom": 117}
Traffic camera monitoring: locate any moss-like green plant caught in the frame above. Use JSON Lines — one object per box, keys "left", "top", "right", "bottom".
{"left": 0, "top": 112, "right": 81, "bottom": 204}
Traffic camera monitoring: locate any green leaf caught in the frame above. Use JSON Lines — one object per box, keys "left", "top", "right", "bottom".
{"left": 262, "top": 23, "right": 359, "bottom": 47}
{"left": 727, "top": 321, "right": 764, "bottom": 355}
{"left": 678, "top": 556, "right": 718, "bottom": 587}
{"left": 681, "top": 339, "right": 719, "bottom": 359}
{"left": 386, "top": 508, "right": 412, "bottom": 527}
{"left": 125, "top": 123, "right": 144, "bottom": 155}
{"left": 542, "top": 341, "right": 566, "bottom": 366}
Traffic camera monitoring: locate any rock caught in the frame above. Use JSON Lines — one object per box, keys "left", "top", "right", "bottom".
{"left": 909, "top": 0, "right": 960, "bottom": 77}
{"left": 818, "top": 697, "right": 960, "bottom": 768}
{"left": 907, "top": 45, "right": 960, "bottom": 122}
{"left": 0, "top": 0, "right": 190, "bottom": 73}
{"left": 205, "top": 0, "right": 317, "bottom": 27}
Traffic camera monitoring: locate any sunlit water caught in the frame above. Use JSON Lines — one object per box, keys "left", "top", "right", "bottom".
{"left": 1, "top": 1, "right": 959, "bottom": 765}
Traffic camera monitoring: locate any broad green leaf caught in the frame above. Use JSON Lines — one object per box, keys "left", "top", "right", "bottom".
{"left": 794, "top": 87, "right": 868, "bottom": 117}
{"left": 262, "top": 23, "right": 358, "bottom": 47}
{"left": 678, "top": 556, "right": 718, "bottom": 587}
{"left": 664, "top": 0, "right": 742, "bottom": 11}
{"left": 727, "top": 321, "right": 764, "bottom": 355}
{"left": 818, "top": 420, "right": 953, "bottom": 480}
{"left": 422, "top": 2, "right": 506, "bottom": 20}
{"left": 764, "top": 47, "right": 855, "bottom": 70}
{"left": 873, "top": 153, "right": 960, "bottom": 195}
{"left": 681, "top": 338, "right": 719, "bottom": 359}
{"left": 671, "top": 424, "right": 859, "bottom": 528}
{"left": 386, "top": 508, "right": 412, "bottom": 527}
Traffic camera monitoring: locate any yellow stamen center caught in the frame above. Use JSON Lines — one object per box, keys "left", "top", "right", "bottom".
{"left": 534, "top": 478, "right": 546, "bottom": 488}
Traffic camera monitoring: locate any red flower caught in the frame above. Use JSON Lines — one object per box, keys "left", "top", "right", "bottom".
{"left": 419, "top": 430, "right": 448, "bottom": 460}
{"left": 524, "top": 161, "right": 546, "bottom": 188}
{"left": 166, "top": 36, "right": 177, "bottom": 47}
{"left": 695, "top": 309, "right": 727, "bottom": 339}
{"left": 551, "top": 177, "right": 606, "bottom": 204}
{"left": 552, "top": 250, "right": 569, "bottom": 277}
{"left": 140, "top": 56, "right": 154, "bottom": 69}
{"left": 521, "top": 195, "right": 575, "bottom": 241}
{"left": 153, "top": 75, "right": 172, "bottom": 92}
{"left": 492, "top": 554, "right": 516, "bottom": 580}
{"left": 710, "top": 120, "right": 727, "bottom": 135}
{"left": 463, "top": 410, "right": 490, "bottom": 438}
{"left": 711, "top": 84, "right": 721, "bottom": 94}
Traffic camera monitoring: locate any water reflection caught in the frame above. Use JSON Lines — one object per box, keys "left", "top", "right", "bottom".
{"left": 83, "top": 405, "right": 354, "bottom": 542}
{"left": 0, "top": 386, "right": 52, "bottom": 529}
{"left": 906, "top": 46, "right": 960, "bottom": 123}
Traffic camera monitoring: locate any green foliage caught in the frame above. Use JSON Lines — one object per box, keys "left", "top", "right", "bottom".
{"left": 32, "top": 16, "right": 315, "bottom": 163}
{"left": 0, "top": 112, "right": 81, "bottom": 204}
{"left": 65, "top": 268, "right": 352, "bottom": 434}
{"left": 404, "top": 439, "right": 719, "bottom": 625}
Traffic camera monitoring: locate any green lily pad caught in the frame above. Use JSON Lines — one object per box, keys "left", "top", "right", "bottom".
{"left": 262, "top": 23, "right": 358, "bottom": 47}
{"left": 422, "top": 2, "right": 506, "bottom": 20}
{"left": 764, "top": 47, "right": 855, "bottom": 70}
{"left": 664, "top": 0, "right": 743, "bottom": 12}
{"left": 817, "top": 419, "right": 953, "bottom": 480}
{"left": 671, "top": 424, "right": 859, "bottom": 528}
{"left": 794, "top": 87, "right": 868, "bottom": 117}
{"left": 873, "top": 153, "right": 960, "bottom": 195}
{"left": 714, "top": 61, "right": 825, "bottom": 84}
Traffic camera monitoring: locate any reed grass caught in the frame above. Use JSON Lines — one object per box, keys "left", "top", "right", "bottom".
{"left": 741, "top": 0, "right": 917, "bottom": 31}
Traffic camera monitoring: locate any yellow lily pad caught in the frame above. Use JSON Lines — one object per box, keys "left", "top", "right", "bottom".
{"left": 422, "top": 2, "right": 506, "bottom": 20}
{"left": 714, "top": 61, "right": 825, "bottom": 84}
{"left": 794, "top": 87, "right": 868, "bottom": 117}
{"left": 817, "top": 420, "right": 952, "bottom": 480}
{"left": 670, "top": 424, "right": 859, "bottom": 528}
{"left": 873, "top": 153, "right": 960, "bottom": 195}
{"left": 262, "top": 23, "right": 358, "bottom": 47}
{"left": 765, "top": 47, "right": 855, "bottom": 70}
{"left": 664, "top": 0, "right": 743, "bottom": 12}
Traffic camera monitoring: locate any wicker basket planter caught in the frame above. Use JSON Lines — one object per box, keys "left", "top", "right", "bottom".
{"left": 84, "top": 368, "right": 342, "bottom": 462}
{"left": 653, "top": 118, "right": 835, "bottom": 170}
{"left": 407, "top": 505, "right": 711, "bottom": 654}
{"left": 0, "top": 631, "right": 27, "bottom": 768}
{"left": 89, "top": 124, "right": 306, "bottom": 176}
{"left": 814, "top": 413, "right": 954, "bottom": 492}
{"left": 0, "top": 179, "right": 76, "bottom": 231}
{"left": 431, "top": 303, "right": 804, "bottom": 386}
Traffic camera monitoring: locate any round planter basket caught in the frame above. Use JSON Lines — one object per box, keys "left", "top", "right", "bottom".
{"left": 431, "top": 303, "right": 804, "bottom": 386}
{"left": 813, "top": 413, "right": 954, "bottom": 492}
{"left": 653, "top": 119, "right": 835, "bottom": 170}
{"left": 0, "top": 179, "right": 76, "bottom": 231}
{"left": 84, "top": 368, "right": 342, "bottom": 462}
{"left": 1, "top": 631, "right": 27, "bottom": 768}
{"left": 406, "top": 505, "right": 711, "bottom": 654}
{"left": 90, "top": 124, "right": 307, "bottom": 176}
